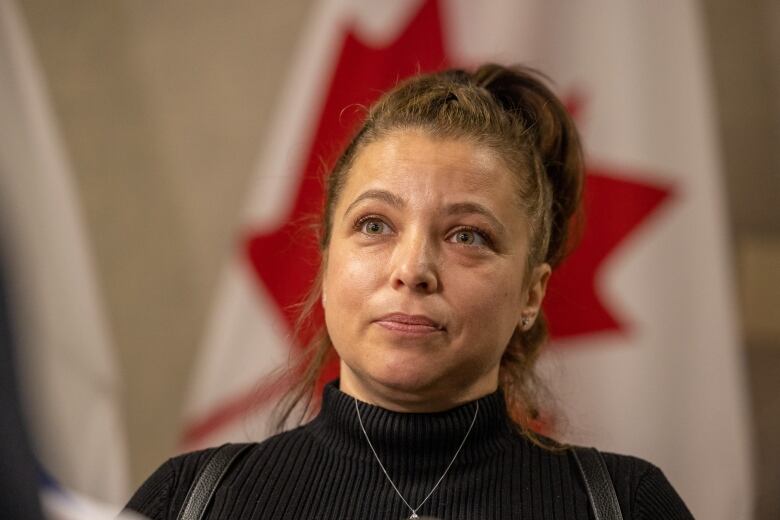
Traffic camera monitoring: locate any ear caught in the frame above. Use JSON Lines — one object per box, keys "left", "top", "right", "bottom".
{"left": 519, "top": 262, "right": 551, "bottom": 330}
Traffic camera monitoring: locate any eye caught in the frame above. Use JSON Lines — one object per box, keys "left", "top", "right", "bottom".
{"left": 357, "top": 216, "right": 391, "bottom": 236}
{"left": 447, "top": 227, "right": 491, "bottom": 247}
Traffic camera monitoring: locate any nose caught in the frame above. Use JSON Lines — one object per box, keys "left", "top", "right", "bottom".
{"left": 390, "top": 231, "right": 440, "bottom": 293}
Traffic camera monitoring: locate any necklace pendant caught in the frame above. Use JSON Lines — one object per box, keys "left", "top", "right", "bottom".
{"left": 409, "top": 514, "right": 419, "bottom": 519}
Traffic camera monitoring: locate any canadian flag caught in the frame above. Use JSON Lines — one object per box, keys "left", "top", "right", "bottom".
{"left": 182, "top": 1, "right": 753, "bottom": 518}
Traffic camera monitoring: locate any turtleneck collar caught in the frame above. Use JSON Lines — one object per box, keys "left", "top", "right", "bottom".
{"left": 307, "top": 381, "right": 517, "bottom": 470}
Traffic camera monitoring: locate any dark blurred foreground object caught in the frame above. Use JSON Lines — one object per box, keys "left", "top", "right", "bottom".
{"left": 0, "top": 252, "right": 44, "bottom": 519}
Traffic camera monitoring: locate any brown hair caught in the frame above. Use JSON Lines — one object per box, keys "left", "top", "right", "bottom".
{"left": 273, "top": 64, "right": 584, "bottom": 438}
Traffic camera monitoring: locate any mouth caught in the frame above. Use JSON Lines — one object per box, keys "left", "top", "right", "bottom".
{"left": 373, "top": 313, "right": 445, "bottom": 335}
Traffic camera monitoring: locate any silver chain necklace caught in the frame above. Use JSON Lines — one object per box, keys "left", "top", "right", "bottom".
{"left": 353, "top": 397, "right": 480, "bottom": 520}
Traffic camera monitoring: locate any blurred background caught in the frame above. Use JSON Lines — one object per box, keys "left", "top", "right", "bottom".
{"left": 1, "top": 0, "right": 777, "bottom": 518}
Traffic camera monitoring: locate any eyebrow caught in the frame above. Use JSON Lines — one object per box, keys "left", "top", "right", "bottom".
{"left": 343, "top": 190, "right": 507, "bottom": 237}
{"left": 344, "top": 189, "right": 405, "bottom": 215}
{"left": 445, "top": 202, "right": 507, "bottom": 237}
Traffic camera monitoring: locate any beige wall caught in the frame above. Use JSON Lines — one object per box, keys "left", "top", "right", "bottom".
{"left": 703, "top": 1, "right": 780, "bottom": 518}
{"left": 19, "top": 0, "right": 780, "bottom": 517}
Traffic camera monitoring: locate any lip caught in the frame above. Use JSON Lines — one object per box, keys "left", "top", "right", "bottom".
{"left": 373, "top": 313, "right": 445, "bottom": 335}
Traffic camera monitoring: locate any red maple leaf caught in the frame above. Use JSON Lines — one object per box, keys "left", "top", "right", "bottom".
{"left": 544, "top": 168, "right": 671, "bottom": 339}
{"left": 181, "top": 0, "right": 671, "bottom": 445}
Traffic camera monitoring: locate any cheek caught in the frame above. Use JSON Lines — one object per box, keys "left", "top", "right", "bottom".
{"left": 448, "top": 264, "right": 524, "bottom": 333}
{"left": 324, "top": 243, "right": 387, "bottom": 310}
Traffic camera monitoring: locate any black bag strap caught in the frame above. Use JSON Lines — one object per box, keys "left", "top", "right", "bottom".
{"left": 176, "top": 443, "right": 252, "bottom": 520}
{"left": 570, "top": 446, "right": 624, "bottom": 520}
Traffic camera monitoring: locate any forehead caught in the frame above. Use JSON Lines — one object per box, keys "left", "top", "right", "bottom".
{"left": 343, "top": 129, "right": 521, "bottom": 206}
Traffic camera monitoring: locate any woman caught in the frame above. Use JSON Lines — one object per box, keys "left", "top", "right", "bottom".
{"left": 126, "top": 65, "right": 693, "bottom": 519}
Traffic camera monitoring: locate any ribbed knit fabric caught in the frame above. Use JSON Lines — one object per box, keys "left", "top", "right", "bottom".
{"left": 126, "top": 382, "right": 694, "bottom": 519}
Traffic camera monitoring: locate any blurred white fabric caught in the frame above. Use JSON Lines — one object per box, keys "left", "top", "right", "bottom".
{"left": 41, "top": 489, "right": 144, "bottom": 520}
{"left": 0, "top": 0, "right": 129, "bottom": 506}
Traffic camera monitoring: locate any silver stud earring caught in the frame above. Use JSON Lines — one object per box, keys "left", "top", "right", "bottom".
{"left": 522, "top": 315, "right": 536, "bottom": 330}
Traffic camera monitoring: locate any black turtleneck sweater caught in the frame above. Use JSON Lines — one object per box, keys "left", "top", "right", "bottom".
{"left": 127, "top": 383, "right": 693, "bottom": 519}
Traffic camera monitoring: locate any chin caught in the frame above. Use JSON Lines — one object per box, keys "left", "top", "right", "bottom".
{"left": 369, "top": 364, "right": 434, "bottom": 392}
{"left": 344, "top": 354, "right": 431, "bottom": 392}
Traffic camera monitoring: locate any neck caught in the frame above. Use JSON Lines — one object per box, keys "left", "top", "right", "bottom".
{"left": 338, "top": 363, "right": 500, "bottom": 413}
{"left": 309, "top": 380, "right": 515, "bottom": 467}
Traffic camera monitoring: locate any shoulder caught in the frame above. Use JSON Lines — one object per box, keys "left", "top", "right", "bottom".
{"left": 597, "top": 450, "right": 694, "bottom": 519}
{"left": 508, "top": 431, "right": 694, "bottom": 518}
{"left": 124, "top": 428, "right": 311, "bottom": 520}
{"left": 123, "top": 445, "right": 221, "bottom": 520}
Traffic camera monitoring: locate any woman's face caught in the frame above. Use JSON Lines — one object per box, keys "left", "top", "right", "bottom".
{"left": 323, "top": 129, "right": 550, "bottom": 411}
